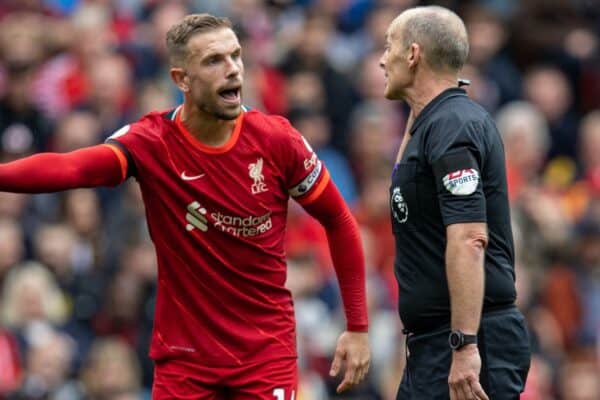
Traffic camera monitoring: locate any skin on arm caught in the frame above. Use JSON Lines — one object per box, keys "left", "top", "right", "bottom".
{"left": 446, "top": 222, "right": 490, "bottom": 400}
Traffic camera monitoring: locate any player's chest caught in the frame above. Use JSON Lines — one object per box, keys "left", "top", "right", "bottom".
{"left": 146, "top": 139, "right": 288, "bottom": 213}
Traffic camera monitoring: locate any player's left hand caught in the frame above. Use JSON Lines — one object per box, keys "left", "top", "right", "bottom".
{"left": 329, "top": 331, "right": 370, "bottom": 393}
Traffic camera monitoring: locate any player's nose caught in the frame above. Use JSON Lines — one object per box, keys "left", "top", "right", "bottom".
{"left": 225, "top": 57, "right": 241, "bottom": 77}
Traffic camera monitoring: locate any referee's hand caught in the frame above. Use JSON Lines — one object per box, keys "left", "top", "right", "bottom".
{"left": 329, "top": 331, "right": 370, "bottom": 393}
{"left": 448, "top": 345, "right": 489, "bottom": 400}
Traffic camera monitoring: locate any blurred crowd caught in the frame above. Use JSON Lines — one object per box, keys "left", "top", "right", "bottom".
{"left": 0, "top": 0, "right": 599, "bottom": 399}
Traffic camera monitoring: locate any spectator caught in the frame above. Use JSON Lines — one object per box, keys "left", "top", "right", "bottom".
{"left": 14, "top": 324, "right": 80, "bottom": 400}
{"left": 524, "top": 65, "right": 579, "bottom": 161}
{"left": 0, "top": 262, "right": 68, "bottom": 332}
{"left": 80, "top": 337, "right": 143, "bottom": 400}
{"left": 0, "top": 218, "right": 24, "bottom": 285}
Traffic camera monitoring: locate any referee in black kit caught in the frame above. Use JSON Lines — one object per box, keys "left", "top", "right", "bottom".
{"left": 380, "top": 6, "right": 531, "bottom": 400}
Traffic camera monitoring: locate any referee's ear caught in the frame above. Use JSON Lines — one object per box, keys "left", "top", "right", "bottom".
{"left": 407, "top": 42, "right": 421, "bottom": 70}
{"left": 170, "top": 67, "right": 190, "bottom": 93}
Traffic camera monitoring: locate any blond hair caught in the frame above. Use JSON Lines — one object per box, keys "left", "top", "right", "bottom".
{"left": 0, "top": 261, "right": 68, "bottom": 328}
{"left": 166, "top": 13, "right": 232, "bottom": 66}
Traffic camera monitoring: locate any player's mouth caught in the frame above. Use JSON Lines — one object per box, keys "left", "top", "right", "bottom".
{"left": 218, "top": 86, "right": 241, "bottom": 104}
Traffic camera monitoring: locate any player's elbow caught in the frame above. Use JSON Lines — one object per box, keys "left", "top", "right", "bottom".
{"left": 318, "top": 207, "right": 351, "bottom": 231}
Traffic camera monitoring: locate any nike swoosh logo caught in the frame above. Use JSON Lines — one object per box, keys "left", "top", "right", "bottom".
{"left": 181, "top": 171, "right": 205, "bottom": 181}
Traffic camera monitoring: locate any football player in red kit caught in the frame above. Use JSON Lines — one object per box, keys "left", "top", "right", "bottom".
{"left": 0, "top": 14, "right": 370, "bottom": 399}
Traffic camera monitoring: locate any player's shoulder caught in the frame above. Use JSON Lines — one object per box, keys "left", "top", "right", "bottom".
{"left": 108, "top": 108, "right": 176, "bottom": 141}
{"left": 242, "top": 108, "right": 297, "bottom": 140}
{"left": 136, "top": 108, "right": 178, "bottom": 132}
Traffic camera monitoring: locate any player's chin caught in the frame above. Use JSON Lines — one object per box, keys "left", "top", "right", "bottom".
{"left": 215, "top": 104, "right": 242, "bottom": 120}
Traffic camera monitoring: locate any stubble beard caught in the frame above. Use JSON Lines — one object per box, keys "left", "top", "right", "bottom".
{"left": 197, "top": 97, "right": 241, "bottom": 121}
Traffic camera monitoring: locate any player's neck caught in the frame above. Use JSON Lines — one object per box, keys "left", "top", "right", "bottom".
{"left": 179, "top": 103, "right": 237, "bottom": 147}
{"left": 405, "top": 71, "right": 458, "bottom": 117}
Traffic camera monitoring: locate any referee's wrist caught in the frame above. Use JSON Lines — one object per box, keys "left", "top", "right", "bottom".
{"left": 454, "top": 343, "right": 478, "bottom": 352}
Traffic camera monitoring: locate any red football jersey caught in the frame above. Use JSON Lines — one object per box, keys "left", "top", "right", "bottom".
{"left": 107, "top": 106, "right": 330, "bottom": 367}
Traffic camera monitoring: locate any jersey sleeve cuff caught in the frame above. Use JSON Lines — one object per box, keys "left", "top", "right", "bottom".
{"left": 105, "top": 139, "right": 137, "bottom": 178}
{"left": 346, "top": 323, "right": 369, "bottom": 332}
{"left": 443, "top": 215, "right": 487, "bottom": 226}
{"left": 103, "top": 143, "right": 128, "bottom": 182}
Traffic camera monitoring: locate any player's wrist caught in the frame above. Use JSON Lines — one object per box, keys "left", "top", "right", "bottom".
{"left": 346, "top": 324, "right": 369, "bottom": 333}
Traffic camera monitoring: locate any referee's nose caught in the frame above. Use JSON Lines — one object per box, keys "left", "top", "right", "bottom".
{"left": 379, "top": 53, "right": 387, "bottom": 71}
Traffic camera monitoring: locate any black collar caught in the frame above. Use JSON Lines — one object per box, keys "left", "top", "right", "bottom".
{"left": 410, "top": 87, "right": 467, "bottom": 134}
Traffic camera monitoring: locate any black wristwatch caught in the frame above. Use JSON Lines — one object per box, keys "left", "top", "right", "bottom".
{"left": 448, "top": 330, "right": 477, "bottom": 351}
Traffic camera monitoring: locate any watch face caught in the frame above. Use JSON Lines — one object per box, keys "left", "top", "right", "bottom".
{"left": 449, "top": 332, "right": 461, "bottom": 348}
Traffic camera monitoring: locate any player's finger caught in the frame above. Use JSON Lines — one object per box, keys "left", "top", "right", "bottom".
{"left": 357, "top": 359, "right": 369, "bottom": 383}
{"left": 336, "top": 366, "right": 355, "bottom": 393}
{"left": 356, "top": 366, "right": 366, "bottom": 384}
{"left": 329, "top": 349, "right": 344, "bottom": 377}
{"left": 346, "top": 359, "right": 359, "bottom": 385}
{"left": 359, "top": 369, "right": 369, "bottom": 385}
{"left": 468, "top": 376, "right": 489, "bottom": 400}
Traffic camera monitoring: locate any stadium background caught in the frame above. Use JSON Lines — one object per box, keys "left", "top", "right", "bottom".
{"left": 0, "top": 0, "right": 598, "bottom": 399}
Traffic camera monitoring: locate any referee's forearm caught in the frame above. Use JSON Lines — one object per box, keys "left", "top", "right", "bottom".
{"left": 445, "top": 223, "right": 487, "bottom": 334}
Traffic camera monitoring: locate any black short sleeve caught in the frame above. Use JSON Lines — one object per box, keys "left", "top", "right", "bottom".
{"left": 427, "top": 121, "right": 487, "bottom": 226}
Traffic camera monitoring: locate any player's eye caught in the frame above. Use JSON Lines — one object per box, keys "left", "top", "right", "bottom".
{"left": 205, "top": 56, "right": 220, "bottom": 65}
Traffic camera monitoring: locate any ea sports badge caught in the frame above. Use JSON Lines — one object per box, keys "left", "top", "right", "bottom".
{"left": 443, "top": 169, "right": 479, "bottom": 195}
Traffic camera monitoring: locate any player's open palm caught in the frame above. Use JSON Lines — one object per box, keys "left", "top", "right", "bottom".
{"left": 329, "top": 331, "right": 370, "bottom": 393}
{"left": 448, "top": 346, "right": 489, "bottom": 400}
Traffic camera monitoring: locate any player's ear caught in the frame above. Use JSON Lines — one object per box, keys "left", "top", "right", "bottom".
{"left": 170, "top": 67, "right": 190, "bottom": 93}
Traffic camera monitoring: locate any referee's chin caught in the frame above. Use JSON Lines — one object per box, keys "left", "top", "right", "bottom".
{"left": 384, "top": 89, "right": 403, "bottom": 101}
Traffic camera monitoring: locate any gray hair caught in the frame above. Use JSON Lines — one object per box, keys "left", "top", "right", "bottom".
{"left": 495, "top": 101, "right": 550, "bottom": 153}
{"left": 398, "top": 6, "right": 469, "bottom": 72}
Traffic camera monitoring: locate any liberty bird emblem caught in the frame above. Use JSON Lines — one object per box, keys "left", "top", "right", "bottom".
{"left": 249, "top": 158, "right": 268, "bottom": 194}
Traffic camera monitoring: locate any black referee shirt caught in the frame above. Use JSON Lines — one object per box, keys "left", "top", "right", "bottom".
{"left": 390, "top": 88, "right": 516, "bottom": 334}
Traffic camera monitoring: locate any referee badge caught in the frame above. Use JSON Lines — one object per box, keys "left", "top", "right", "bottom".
{"left": 443, "top": 169, "right": 479, "bottom": 195}
{"left": 391, "top": 187, "right": 408, "bottom": 223}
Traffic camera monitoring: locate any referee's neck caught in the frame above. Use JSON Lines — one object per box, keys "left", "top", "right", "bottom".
{"left": 405, "top": 72, "right": 458, "bottom": 117}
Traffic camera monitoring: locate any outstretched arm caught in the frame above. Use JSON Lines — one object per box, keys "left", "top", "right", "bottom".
{"left": 302, "top": 179, "right": 370, "bottom": 393}
{"left": 0, "top": 144, "right": 126, "bottom": 193}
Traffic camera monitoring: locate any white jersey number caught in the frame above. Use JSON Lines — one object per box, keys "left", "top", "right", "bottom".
{"left": 273, "top": 388, "right": 295, "bottom": 400}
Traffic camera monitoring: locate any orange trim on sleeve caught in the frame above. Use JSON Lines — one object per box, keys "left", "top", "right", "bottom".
{"left": 103, "top": 144, "right": 128, "bottom": 182}
{"left": 296, "top": 169, "right": 331, "bottom": 206}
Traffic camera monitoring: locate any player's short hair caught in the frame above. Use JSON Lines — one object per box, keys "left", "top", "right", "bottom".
{"left": 399, "top": 6, "right": 469, "bottom": 72}
{"left": 166, "top": 13, "right": 232, "bottom": 66}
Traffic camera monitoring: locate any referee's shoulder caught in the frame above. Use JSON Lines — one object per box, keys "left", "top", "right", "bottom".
{"left": 438, "top": 96, "right": 492, "bottom": 127}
